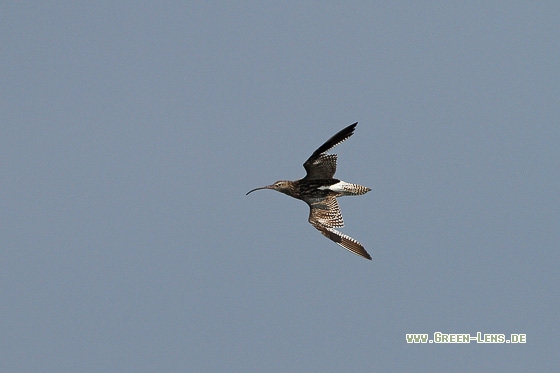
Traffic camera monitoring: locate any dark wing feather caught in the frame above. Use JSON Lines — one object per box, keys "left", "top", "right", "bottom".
{"left": 303, "top": 154, "right": 338, "bottom": 180}
{"left": 303, "top": 122, "right": 357, "bottom": 180}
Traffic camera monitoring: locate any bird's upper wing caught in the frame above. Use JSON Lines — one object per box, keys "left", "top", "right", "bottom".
{"left": 303, "top": 122, "right": 357, "bottom": 180}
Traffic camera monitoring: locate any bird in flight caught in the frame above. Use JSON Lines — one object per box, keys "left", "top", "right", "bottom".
{"left": 246, "top": 122, "right": 372, "bottom": 260}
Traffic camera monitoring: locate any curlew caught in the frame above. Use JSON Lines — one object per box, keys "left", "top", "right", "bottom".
{"left": 246, "top": 122, "right": 372, "bottom": 260}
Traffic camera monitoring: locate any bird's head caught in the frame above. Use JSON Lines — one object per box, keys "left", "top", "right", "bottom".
{"left": 246, "top": 180, "right": 293, "bottom": 196}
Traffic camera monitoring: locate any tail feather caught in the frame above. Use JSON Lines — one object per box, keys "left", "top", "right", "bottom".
{"left": 329, "top": 181, "right": 371, "bottom": 196}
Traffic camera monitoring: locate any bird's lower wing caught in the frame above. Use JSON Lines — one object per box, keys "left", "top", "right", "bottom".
{"left": 307, "top": 195, "right": 370, "bottom": 260}
{"left": 312, "top": 224, "right": 372, "bottom": 260}
{"left": 307, "top": 196, "right": 344, "bottom": 228}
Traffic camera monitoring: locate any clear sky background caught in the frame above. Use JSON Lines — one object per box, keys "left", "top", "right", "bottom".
{"left": 2, "top": 1, "right": 559, "bottom": 371}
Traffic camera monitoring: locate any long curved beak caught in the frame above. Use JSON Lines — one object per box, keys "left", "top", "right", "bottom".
{"left": 246, "top": 185, "right": 273, "bottom": 195}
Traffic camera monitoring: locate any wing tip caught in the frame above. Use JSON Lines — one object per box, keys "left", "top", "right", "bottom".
{"left": 314, "top": 225, "right": 372, "bottom": 261}
{"left": 344, "top": 122, "right": 358, "bottom": 136}
{"left": 343, "top": 240, "right": 372, "bottom": 260}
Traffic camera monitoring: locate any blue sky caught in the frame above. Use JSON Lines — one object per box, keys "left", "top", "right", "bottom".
{"left": 2, "top": 1, "right": 559, "bottom": 371}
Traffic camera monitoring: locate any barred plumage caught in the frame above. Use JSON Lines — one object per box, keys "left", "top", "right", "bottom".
{"left": 246, "top": 123, "right": 372, "bottom": 261}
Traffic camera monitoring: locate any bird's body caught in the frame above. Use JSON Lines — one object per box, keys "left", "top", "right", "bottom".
{"left": 246, "top": 123, "right": 372, "bottom": 260}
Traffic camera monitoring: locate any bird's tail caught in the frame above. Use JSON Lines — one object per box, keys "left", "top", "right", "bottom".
{"left": 332, "top": 181, "right": 371, "bottom": 196}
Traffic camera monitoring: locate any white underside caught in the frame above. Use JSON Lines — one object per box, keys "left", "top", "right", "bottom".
{"left": 318, "top": 181, "right": 353, "bottom": 193}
